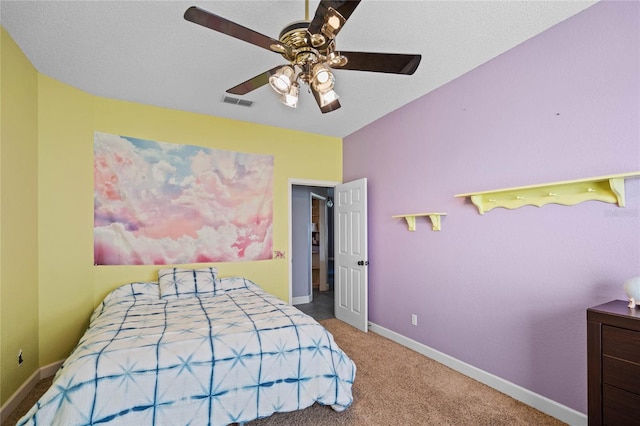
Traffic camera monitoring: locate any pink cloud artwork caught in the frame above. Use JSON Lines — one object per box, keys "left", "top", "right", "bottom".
{"left": 94, "top": 132, "right": 273, "bottom": 265}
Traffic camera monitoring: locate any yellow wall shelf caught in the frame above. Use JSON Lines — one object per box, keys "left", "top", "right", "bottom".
{"left": 455, "top": 171, "right": 640, "bottom": 215}
{"left": 392, "top": 213, "right": 447, "bottom": 231}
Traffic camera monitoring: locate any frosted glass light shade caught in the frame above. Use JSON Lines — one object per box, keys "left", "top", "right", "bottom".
{"left": 269, "top": 66, "right": 295, "bottom": 95}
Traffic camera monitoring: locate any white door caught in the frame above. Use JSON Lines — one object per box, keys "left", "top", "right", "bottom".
{"left": 334, "top": 178, "right": 368, "bottom": 332}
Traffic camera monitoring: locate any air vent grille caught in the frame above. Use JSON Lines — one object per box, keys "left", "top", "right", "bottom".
{"left": 222, "top": 95, "right": 254, "bottom": 107}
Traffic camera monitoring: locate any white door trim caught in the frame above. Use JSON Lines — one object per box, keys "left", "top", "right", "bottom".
{"left": 288, "top": 178, "right": 340, "bottom": 304}
{"left": 310, "top": 193, "right": 327, "bottom": 301}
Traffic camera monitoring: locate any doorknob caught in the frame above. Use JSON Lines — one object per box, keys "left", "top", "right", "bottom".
{"left": 357, "top": 260, "right": 369, "bottom": 266}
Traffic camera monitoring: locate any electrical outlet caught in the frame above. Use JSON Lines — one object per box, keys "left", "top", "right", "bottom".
{"left": 411, "top": 314, "right": 418, "bottom": 326}
{"left": 18, "top": 349, "right": 23, "bottom": 366}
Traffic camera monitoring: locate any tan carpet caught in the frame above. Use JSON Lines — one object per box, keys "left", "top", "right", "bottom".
{"left": 3, "top": 318, "right": 565, "bottom": 425}
{"left": 248, "top": 318, "right": 564, "bottom": 425}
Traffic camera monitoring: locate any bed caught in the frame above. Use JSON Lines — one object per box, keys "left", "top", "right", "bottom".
{"left": 17, "top": 268, "right": 356, "bottom": 425}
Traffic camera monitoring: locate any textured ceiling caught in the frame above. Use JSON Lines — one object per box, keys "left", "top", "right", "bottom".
{"left": 1, "top": 1, "right": 597, "bottom": 138}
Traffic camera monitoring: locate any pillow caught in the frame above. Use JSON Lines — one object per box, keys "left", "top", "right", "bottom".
{"left": 216, "top": 276, "right": 259, "bottom": 292}
{"left": 93, "top": 282, "right": 160, "bottom": 323}
{"left": 158, "top": 267, "right": 223, "bottom": 299}
{"left": 104, "top": 282, "right": 160, "bottom": 304}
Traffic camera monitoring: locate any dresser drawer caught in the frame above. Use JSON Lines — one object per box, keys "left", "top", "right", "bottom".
{"left": 603, "top": 356, "right": 640, "bottom": 395}
{"left": 603, "top": 384, "right": 640, "bottom": 425}
{"left": 602, "top": 325, "right": 640, "bottom": 363}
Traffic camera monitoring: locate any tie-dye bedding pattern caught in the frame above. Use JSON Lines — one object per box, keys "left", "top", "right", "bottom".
{"left": 18, "top": 278, "right": 356, "bottom": 425}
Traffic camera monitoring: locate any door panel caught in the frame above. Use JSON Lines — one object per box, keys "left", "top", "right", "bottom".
{"left": 337, "top": 265, "right": 348, "bottom": 309}
{"left": 351, "top": 269, "right": 362, "bottom": 313}
{"left": 334, "top": 178, "right": 368, "bottom": 332}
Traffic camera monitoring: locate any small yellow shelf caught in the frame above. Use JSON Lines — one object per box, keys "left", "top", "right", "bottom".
{"left": 455, "top": 171, "right": 640, "bottom": 215}
{"left": 392, "top": 213, "right": 447, "bottom": 231}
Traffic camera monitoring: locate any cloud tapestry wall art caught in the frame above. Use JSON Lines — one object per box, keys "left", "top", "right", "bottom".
{"left": 94, "top": 132, "right": 274, "bottom": 265}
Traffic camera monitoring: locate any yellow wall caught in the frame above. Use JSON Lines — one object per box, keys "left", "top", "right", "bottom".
{"left": 0, "top": 26, "right": 342, "bottom": 405}
{"left": 37, "top": 75, "right": 96, "bottom": 369}
{"left": 0, "top": 28, "right": 40, "bottom": 406}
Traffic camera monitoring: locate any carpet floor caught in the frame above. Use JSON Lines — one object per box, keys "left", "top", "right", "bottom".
{"left": 3, "top": 318, "right": 565, "bottom": 425}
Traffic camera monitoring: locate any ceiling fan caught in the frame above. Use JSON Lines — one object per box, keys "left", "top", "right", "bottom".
{"left": 184, "top": 1, "right": 421, "bottom": 113}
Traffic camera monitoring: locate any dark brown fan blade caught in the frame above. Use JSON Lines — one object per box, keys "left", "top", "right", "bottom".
{"left": 226, "top": 65, "right": 283, "bottom": 95}
{"left": 307, "top": 0, "right": 362, "bottom": 38}
{"left": 311, "top": 88, "right": 342, "bottom": 114}
{"left": 184, "top": 6, "right": 288, "bottom": 54}
{"left": 320, "top": 98, "right": 341, "bottom": 114}
{"left": 335, "top": 52, "right": 421, "bottom": 75}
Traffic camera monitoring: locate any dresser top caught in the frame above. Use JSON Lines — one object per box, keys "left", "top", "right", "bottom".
{"left": 588, "top": 299, "right": 640, "bottom": 320}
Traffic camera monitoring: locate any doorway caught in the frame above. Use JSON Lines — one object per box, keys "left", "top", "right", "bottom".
{"left": 289, "top": 179, "right": 338, "bottom": 321}
{"left": 288, "top": 178, "right": 369, "bottom": 331}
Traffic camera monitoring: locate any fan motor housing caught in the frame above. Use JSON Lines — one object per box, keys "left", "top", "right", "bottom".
{"left": 278, "top": 20, "right": 331, "bottom": 65}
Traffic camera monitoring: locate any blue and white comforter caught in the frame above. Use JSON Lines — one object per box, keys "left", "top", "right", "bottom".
{"left": 18, "top": 278, "right": 355, "bottom": 425}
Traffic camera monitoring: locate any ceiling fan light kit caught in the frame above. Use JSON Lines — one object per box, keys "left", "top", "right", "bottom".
{"left": 269, "top": 66, "right": 296, "bottom": 95}
{"left": 317, "top": 88, "right": 340, "bottom": 108}
{"left": 184, "top": 1, "right": 421, "bottom": 114}
{"left": 311, "top": 63, "right": 335, "bottom": 92}
{"left": 281, "top": 82, "right": 300, "bottom": 108}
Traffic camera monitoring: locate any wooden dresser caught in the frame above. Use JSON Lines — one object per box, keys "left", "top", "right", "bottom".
{"left": 587, "top": 300, "right": 640, "bottom": 425}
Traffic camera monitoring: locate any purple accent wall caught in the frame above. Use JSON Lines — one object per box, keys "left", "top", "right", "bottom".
{"left": 343, "top": 1, "right": 639, "bottom": 414}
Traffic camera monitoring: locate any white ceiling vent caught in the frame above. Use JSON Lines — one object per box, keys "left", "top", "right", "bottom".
{"left": 222, "top": 95, "right": 254, "bottom": 107}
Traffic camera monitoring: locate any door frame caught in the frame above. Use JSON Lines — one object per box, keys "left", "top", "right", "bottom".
{"left": 309, "top": 193, "right": 327, "bottom": 301}
{"left": 288, "top": 178, "right": 339, "bottom": 304}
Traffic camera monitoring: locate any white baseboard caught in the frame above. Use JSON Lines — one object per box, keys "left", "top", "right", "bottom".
{"left": 292, "top": 295, "right": 311, "bottom": 305}
{"left": 0, "top": 360, "right": 63, "bottom": 424}
{"left": 39, "top": 360, "right": 63, "bottom": 379}
{"left": 368, "top": 322, "right": 587, "bottom": 426}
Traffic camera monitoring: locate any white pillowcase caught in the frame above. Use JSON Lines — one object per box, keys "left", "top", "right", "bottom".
{"left": 158, "top": 267, "right": 223, "bottom": 299}
{"left": 216, "top": 276, "right": 249, "bottom": 292}
{"left": 215, "top": 276, "right": 264, "bottom": 292}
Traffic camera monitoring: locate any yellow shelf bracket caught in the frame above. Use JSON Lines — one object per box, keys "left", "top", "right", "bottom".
{"left": 392, "top": 213, "right": 447, "bottom": 231}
